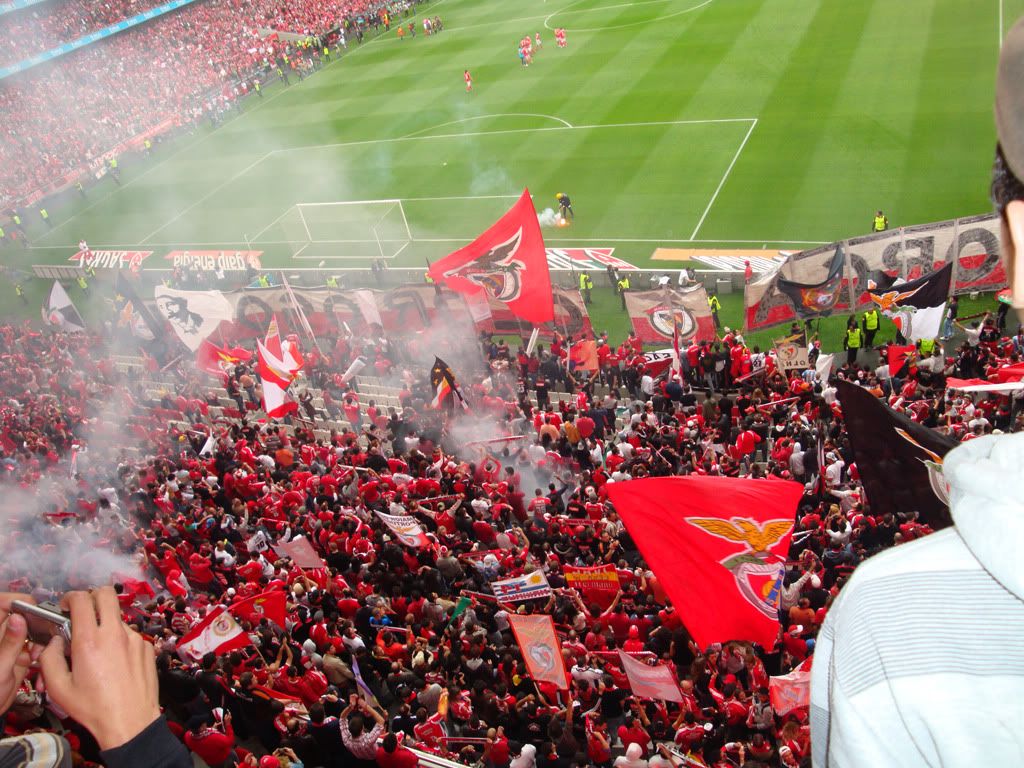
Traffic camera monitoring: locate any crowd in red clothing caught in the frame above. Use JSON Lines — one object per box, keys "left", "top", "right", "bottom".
{"left": 0, "top": 0, "right": 406, "bottom": 209}
{"left": 0, "top": 0, "right": 169, "bottom": 68}
{"left": 0, "top": 295, "right": 1020, "bottom": 768}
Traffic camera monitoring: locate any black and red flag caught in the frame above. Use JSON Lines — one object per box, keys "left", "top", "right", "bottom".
{"left": 775, "top": 245, "right": 846, "bottom": 318}
{"left": 430, "top": 357, "right": 468, "bottom": 412}
{"left": 886, "top": 344, "right": 917, "bottom": 378}
{"left": 428, "top": 189, "right": 555, "bottom": 324}
{"left": 836, "top": 380, "right": 955, "bottom": 529}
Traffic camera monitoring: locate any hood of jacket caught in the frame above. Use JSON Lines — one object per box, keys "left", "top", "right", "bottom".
{"left": 945, "top": 433, "right": 1024, "bottom": 599}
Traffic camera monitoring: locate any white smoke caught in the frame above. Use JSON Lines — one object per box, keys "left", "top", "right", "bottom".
{"left": 537, "top": 207, "right": 561, "bottom": 228}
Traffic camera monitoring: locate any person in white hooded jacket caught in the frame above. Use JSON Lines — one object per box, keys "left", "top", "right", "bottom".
{"left": 810, "top": 433, "right": 1024, "bottom": 766}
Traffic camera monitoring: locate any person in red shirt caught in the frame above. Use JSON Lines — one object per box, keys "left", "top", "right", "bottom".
{"left": 184, "top": 711, "right": 236, "bottom": 768}
{"left": 376, "top": 732, "right": 418, "bottom": 768}
{"left": 617, "top": 710, "right": 652, "bottom": 757}
{"left": 483, "top": 726, "right": 510, "bottom": 767}
{"left": 587, "top": 716, "right": 612, "bottom": 766}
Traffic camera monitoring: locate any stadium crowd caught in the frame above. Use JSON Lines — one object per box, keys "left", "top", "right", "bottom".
{"left": 0, "top": 292, "right": 1019, "bottom": 768}
{"left": 0, "top": 0, "right": 169, "bottom": 68}
{"left": 0, "top": 0, "right": 418, "bottom": 209}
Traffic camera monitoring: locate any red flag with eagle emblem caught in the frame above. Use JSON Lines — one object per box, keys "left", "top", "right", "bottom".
{"left": 228, "top": 590, "right": 287, "bottom": 629}
{"left": 428, "top": 189, "right": 554, "bottom": 324}
{"left": 606, "top": 477, "right": 801, "bottom": 649}
{"left": 508, "top": 613, "right": 569, "bottom": 690}
{"left": 196, "top": 339, "right": 252, "bottom": 376}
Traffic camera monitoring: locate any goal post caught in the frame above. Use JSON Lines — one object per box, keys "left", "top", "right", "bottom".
{"left": 254, "top": 199, "right": 413, "bottom": 260}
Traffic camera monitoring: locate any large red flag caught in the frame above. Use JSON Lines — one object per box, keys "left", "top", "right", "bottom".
{"left": 606, "top": 476, "right": 800, "bottom": 649}
{"left": 197, "top": 338, "right": 251, "bottom": 376}
{"left": 507, "top": 613, "right": 569, "bottom": 690}
{"left": 229, "top": 590, "right": 287, "bottom": 629}
{"left": 428, "top": 189, "right": 554, "bottom": 324}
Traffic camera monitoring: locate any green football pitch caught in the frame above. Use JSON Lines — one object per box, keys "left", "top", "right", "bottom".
{"left": 7, "top": 0, "right": 1024, "bottom": 348}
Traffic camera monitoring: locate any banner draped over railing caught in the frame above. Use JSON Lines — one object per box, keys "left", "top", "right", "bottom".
{"left": 140, "top": 283, "right": 592, "bottom": 344}
{"left": 744, "top": 213, "right": 1006, "bottom": 332}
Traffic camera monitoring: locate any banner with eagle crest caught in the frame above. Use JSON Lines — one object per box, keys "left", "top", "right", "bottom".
{"left": 607, "top": 476, "right": 801, "bottom": 649}
{"left": 507, "top": 613, "right": 569, "bottom": 690}
{"left": 624, "top": 286, "right": 716, "bottom": 345}
{"left": 428, "top": 189, "right": 555, "bottom": 324}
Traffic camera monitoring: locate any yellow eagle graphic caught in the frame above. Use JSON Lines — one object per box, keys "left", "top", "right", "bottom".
{"left": 687, "top": 518, "right": 793, "bottom": 554}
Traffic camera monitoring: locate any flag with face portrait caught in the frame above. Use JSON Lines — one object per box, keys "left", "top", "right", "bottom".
{"left": 154, "top": 286, "right": 235, "bottom": 351}
{"left": 43, "top": 281, "right": 85, "bottom": 333}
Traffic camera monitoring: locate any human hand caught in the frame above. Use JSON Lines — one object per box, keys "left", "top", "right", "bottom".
{"left": 39, "top": 587, "right": 161, "bottom": 751}
{"left": 0, "top": 593, "right": 35, "bottom": 714}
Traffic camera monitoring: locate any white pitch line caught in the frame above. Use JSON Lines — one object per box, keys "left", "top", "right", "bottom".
{"left": 34, "top": 4, "right": 426, "bottom": 248}
{"left": 138, "top": 152, "right": 274, "bottom": 244}
{"left": 689, "top": 117, "right": 758, "bottom": 241}
{"left": 999, "top": 0, "right": 1004, "bottom": 46}
{"left": 545, "top": 0, "right": 715, "bottom": 33}
{"left": 413, "top": 236, "right": 829, "bottom": 244}
{"left": 401, "top": 114, "right": 573, "bottom": 139}
{"left": 278, "top": 117, "right": 756, "bottom": 154}
{"left": 139, "top": 119, "right": 757, "bottom": 245}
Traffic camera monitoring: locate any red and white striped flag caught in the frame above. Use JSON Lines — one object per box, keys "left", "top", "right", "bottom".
{"left": 177, "top": 607, "right": 251, "bottom": 660}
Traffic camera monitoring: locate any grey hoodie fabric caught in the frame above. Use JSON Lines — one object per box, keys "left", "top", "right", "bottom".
{"left": 811, "top": 433, "right": 1024, "bottom": 767}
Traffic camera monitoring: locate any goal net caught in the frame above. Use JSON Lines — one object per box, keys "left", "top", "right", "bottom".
{"left": 257, "top": 199, "right": 413, "bottom": 261}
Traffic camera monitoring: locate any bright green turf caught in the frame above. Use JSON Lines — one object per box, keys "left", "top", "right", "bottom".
{"left": 5, "top": 0, "right": 1024, "bottom": 350}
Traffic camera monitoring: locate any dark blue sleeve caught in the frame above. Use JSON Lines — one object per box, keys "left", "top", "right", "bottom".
{"left": 99, "top": 716, "right": 192, "bottom": 768}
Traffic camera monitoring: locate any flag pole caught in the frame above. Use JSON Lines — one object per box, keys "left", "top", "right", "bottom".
{"left": 281, "top": 272, "right": 323, "bottom": 355}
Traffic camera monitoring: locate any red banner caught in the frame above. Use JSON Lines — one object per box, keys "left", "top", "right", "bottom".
{"left": 272, "top": 536, "right": 325, "bottom": 569}
{"left": 70, "top": 250, "right": 152, "bottom": 270}
{"left": 625, "top": 287, "right": 716, "bottom": 344}
{"left": 606, "top": 477, "right": 800, "bottom": 649}
{"left": 769, "top": 659, "right": 811, "bottom": 715}
{"left": 474, "top": 286, "right": 592, "bottom": 339}
{"left": 617, "top": 650, "right": 683, "bottom": 702}
{"left": 229, "top": 590, "right": 287, "bottom": 629}
{"left": 166, "top": 250, "right": 263, "bottom": 272}
{"left": 429, "top": 189, "right": 555, "bottom": 324}
{"left": 564, "top": 564, "right": 620, "bottom": 593}
{"left": 507, "top": 614, "right": 569, "bottom": 690}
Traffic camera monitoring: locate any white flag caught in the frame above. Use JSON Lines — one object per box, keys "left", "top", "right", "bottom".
{"left": 43, "top": 281, "right": 85, "bottom": 332}
{"left": 154, "top": 286, "right": 234, "bottom": 351}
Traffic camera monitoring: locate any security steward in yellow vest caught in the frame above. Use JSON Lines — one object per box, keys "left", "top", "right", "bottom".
{"left": 326, "top": 275, "right": 339, "bottom": 289}
{"left": 708, "top": 294, "right": 722, "bottom": 329}
{"left": 257, "top": 274, "right": 270, "bottom": 288}
{"left": 14, "top": 284, "right": 25, "bottom": 304}
{"left": 861, "top": 308, "right": 881, "bottom": 347}
{"left": 40, "top": 208, "right": 51, "bottom": 228}
{"left": 578, "top": 272, "right": 593, "bottom": 305}
{"left": 872, "top": 210, "right": 888, "bottom": 232}
{"left": 844, "top": 324, "right": 862, "bottom": 365}
{"left": 616, "top": 275, "right": 630, "bottom": 310}
{"left": 917, "top": 337, "right": 937, "bottom": 357}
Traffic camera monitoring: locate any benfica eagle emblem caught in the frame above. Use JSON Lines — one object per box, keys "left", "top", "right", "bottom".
{"left": 685, "top": 517, "right": 791, "bottom": 619}
{"left": 648, "top": 305, "right": 696, "bottom": 340}
{"left": 894, "top": 427, "right": 950, "bottom": 506}
{"left": 443, "top": 228, "right": 527, "bottom": 302}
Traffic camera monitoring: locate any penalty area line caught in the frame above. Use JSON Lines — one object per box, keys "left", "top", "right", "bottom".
{"left": 689, "top": 118, "right": 757, "bottom": 241}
